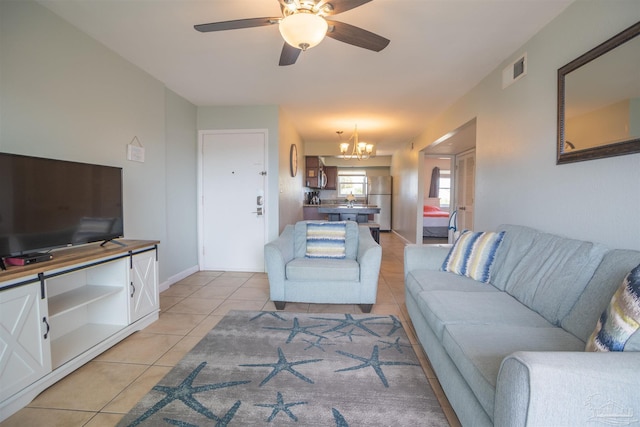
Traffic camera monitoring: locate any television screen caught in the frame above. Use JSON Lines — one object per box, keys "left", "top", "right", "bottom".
{"left": 0, "top": 153, "right": 124, "bottom": 259}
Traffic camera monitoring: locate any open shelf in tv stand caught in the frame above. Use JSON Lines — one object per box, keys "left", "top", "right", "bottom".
{"left": 0, "top": 239, "right": 160, "bottom": 422}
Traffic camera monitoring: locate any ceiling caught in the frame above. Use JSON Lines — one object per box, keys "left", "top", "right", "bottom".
{"left": 38, "top": 0, "right": 573, "bottom": 156}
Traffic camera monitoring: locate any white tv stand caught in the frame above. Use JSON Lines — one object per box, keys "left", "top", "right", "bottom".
{"left": 0, "top": 240, "right": 160, "bottom": 421}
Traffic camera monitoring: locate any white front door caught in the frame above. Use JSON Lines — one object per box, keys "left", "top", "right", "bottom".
{"left": 455, "top": 150, "right": 475, "bottom": 232}
{"left": 199, "top": 130, "right": 267, "bottom": 272}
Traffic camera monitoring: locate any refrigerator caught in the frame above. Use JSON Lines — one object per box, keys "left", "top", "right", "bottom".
{"left": 367, "top": 176, "right": 392, "bottom": 231}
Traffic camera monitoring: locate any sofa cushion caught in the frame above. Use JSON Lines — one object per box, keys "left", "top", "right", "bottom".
{"left": 406, "top": 270, "right": 498, "bottom": 301}
{"left": 442, "top": 324, "right": 585, "bottom": 420}
{"left": 491, "top": 224, "right": 539, "bottom": 291}
{"left": 441, "top": 230, "right": 505, "bottom": 283}
{"left": 503, "top": 232, "right": 608, "bottom": 325}
{"left": 305, "top": 221, "right": 347, "bottom": 259}
{"left": 586, "top": 264, "right": 640, "bottom": 351}
{"left": 561, "top": 249, "right": 640, "bottom": 342}
{"left": 415, "top": 290, "right": 552, "bottom": 341}
{"left": 286, "top": 257, "right": 360, "bottom": 282}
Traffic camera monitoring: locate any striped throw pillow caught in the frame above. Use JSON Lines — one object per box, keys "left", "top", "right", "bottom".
{"left": 586, "top": 264, "right": 640, "bottom": 351}
{"left": 305, "top": 222, "right": 347, "bottom": 259}
{"left": 441, "top": 230, "right": 505, "bottom": 283}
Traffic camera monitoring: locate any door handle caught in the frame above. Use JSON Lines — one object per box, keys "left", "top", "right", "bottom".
{"left": 251, "top": 207, "right": 263, "bottom": 216}
{"left": 43, "top": 317, "right": 50, "bottom": 339}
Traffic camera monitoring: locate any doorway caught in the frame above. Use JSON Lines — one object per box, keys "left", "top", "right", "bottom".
{"left": 418, "top": 119, "right": 476, "bottom": 244}
{"left": 198, "top": 130, "right": 268, "bottom": 272}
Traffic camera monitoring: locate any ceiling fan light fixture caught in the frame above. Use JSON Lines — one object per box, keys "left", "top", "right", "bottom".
{"left": 279, "top": 13, "right": 328, "bottom": 51}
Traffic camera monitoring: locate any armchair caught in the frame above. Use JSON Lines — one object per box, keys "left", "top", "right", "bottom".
{"left": 264, "top": 221, "right": 382, "bottom": 313}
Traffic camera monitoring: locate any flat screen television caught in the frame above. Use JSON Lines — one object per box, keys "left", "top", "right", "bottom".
{"left": 0, "top": 152, "right": 124, "bottom": 267}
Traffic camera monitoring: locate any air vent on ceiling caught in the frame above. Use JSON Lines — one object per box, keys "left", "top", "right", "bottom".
{"left": 502, "top": 52, "right": 527, "bottom": 89}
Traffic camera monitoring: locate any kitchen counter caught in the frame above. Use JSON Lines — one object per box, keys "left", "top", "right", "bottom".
{"left": 317, "top": 205, "right": 380, "bottom": 223}
{"left": 317, "top": 205, "right": 381, "bottom": 214}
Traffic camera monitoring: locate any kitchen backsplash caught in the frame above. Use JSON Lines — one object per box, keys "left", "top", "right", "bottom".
{"left": 304, "top": 189, "right": 367, "bottom": 205}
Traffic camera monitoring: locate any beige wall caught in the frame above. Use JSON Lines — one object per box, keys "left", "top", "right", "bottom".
{"left": 566, "top": 100, "right": 631, "bottom": 149}
{"left": 278, "top": 109, "right": 305, "bottom": 232}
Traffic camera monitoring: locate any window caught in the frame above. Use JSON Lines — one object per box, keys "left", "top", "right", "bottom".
{"left": 338, "top": 171, "right": 367, "bottom": 198}
{"left": 439, "top": 170, "right": 451, "bottom": 208}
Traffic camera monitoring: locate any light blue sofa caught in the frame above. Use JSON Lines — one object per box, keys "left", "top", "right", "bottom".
{"left": 404, "top": 224, "right": 640, "bottom": 426}
{"left": 265, "top": 221, "right": 382, "bottom": 312}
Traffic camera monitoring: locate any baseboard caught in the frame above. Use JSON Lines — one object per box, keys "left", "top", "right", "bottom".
{"left": 159, "top": 265, "right": 199, "bottom": 292}
{"left": 392, "top": 230, "right": 412, "bottom": 245}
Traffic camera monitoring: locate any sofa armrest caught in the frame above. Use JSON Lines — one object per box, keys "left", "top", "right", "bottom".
{"left": 404, "top": 244, "right": 451, "bottom": 278}
{"left": 357, "top": 226, "right": 382, "bottom": 299}
{"left": 264, "top": 225, "right": 295, "bottom": 300}
{"left": 495, "top": 351, "right": 640, "bottom": 427}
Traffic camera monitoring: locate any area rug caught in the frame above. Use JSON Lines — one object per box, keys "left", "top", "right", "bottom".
{"left": 118, "top": 310, "right": 448, "bottom": 426}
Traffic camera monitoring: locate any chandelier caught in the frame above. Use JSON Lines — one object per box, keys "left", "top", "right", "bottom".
{"left": 339, "top": 125, "right": 374, "bottom": 160}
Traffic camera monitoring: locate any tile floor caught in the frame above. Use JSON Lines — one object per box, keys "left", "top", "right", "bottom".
{"left": 1, "top": 232, "right": 460, "bottom": 427}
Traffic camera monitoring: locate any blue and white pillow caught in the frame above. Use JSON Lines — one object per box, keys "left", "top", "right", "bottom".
{"left": 305, "top": 222, "right": 347, "bottom": 259}
{"left": 441, "top": 230, "right": 505, "bottom": 283}
{"left": 586, "top": 264, "right": 640, "bottom": 352}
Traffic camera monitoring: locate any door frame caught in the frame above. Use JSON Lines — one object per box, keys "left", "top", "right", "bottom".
{"left": 453, "top": 148, "right": 476, "bottom": 233}
{"left": 197, "top": 129, "right": 269, "bottom": 271}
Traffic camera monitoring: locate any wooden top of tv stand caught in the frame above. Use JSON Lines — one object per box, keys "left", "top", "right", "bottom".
{"left": 0, "top": 240, "right": 159, "bottom": 284}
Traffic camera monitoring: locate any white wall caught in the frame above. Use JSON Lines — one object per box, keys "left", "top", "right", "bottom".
{"left": 392, "top": 0, "right": 640, "bottom": 250}
{"left": 164, "top": 89, "right": 199, "bottom": 280}
{"left": 0, "top": 0, "right": 199, "bottom": 282}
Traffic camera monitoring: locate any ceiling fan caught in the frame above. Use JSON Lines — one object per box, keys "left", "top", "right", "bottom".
{"left": 194, "top": 0, "right": 390, "bottom": 66}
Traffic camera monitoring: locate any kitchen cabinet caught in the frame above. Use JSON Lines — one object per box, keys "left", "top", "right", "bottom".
{"left": 305, "top": 156, "right": 324, "bottom": 188}
{"left": 303, "top": 206, "right": 328, "bottom": 221}
{"left": 324, "top": 166, "right": 337, "bottom": 190}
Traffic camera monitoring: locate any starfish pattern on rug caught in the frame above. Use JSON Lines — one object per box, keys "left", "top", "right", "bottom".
{"left": 263, "top": 317, "right": 327, "bottom": 343}
{"left": 240, "top": 347, "right": 323, "bottom": 386}
{"left": 332, "top": 408, "right": 350, "bottom": 426}
{"left": 333, "top": 327, "right": 365, "bottom": 342}
{"left": 378, "top": 337, "right": 412, "bottom": 354}
{"left": 313, "top": 314, "right": 386, "bottom": 337}
{"left": 161, "top": 400, "right": 241, "bottom": 427}
{"left": 250, "top": 311, "right": 287, "bottom": 322}
{"left": 126, "top": 362, "right": 250, "bottom": 426}
{"left": 369, "top": 315, "right": 403, "bottom": 336}
{"left": 254, "top": 391, "right": 308, "bottom": 422}
{"left": 162, "top": 418, "right": 196, "bottom": 427}
{"left": 335, "top": 345, "right": 419, "bottom": 388}
{"left": 302, "top": 337, "right": 335, "bottom": 352}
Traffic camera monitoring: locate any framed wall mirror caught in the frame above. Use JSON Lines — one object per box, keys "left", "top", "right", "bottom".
{"left": 557, "top": 21, "right": 640, "bottom": 164}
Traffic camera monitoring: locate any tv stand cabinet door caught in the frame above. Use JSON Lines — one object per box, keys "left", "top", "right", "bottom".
{"left": 0, "top": 282, "right": 52, "bottom": 402}
{"left": 128, "top": 250, "right": 159, "bottom": 324}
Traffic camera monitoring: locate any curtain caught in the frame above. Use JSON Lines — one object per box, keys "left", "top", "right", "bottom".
{"left": 428, "top": 167, "right": 440, "bottom": 198}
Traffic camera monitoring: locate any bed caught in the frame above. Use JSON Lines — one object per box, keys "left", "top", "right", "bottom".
{"left": 423, "top": 205, "right": 450, "bottom": 238}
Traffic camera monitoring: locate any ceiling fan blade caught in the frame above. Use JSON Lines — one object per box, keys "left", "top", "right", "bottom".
{"left": 194, "top": 17, "right": 279, "bottom": 33}
{"left": 325, "top": 20, "right": 389, "bottom": 52}
{"left": 317, "top": 0, "right": 373, "bottom": 15}
{"left": 279, "top": 43, "right": 302, "bottom": 66}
